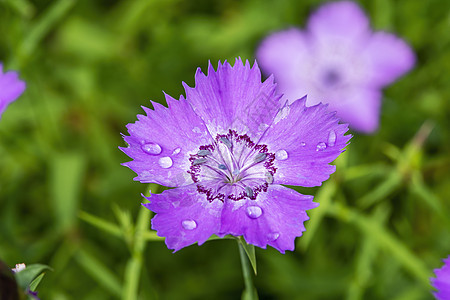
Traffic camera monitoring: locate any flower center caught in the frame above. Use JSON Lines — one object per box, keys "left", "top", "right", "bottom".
{"left": 188, "top": 130, "right": 276, "bottom": 202}
{"left": 322, "top": 69, "right": 341, "bottom": 87}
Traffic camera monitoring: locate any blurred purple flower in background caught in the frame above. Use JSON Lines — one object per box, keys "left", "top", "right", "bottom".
{"left": 431, "top": 255, "right": 450, "bottom": 300}
{"left": 257, "top": 1, "right": 415, "bottom": 133}
{"left": 0, "top": 63, "right": 26, "bottom": 119}
{"left": 121, "top": 59, "right": 350, "bottom": 252}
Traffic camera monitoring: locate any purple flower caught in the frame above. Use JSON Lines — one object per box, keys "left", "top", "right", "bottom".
{"left": 0, "top": 63, "right": 26, "bottom": 119}
{"left": 431, "top": 255, "right": 450, "bottom": 300}
{"left": 257, "top": 1, "right": 415, "bottom": 133}
{"left": 121, "top": 58, "right": 350, "bottom": 253}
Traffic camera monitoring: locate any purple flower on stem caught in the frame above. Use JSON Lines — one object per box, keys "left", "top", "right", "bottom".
{"left": 257, "top": 1, "right": 415, "bottom": 133}
{"left": 121, "top": 58, "right": 350, "bottom": 253}
{"left": 0, "top": 63, "right": 26, "bottom": 119}
{"left": 431, "top": 255, "right": 450, "bottom": 300}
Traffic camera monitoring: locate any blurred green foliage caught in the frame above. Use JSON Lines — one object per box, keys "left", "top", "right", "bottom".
{"left": 1, "top": 0, "right": 449, "bottom": 299}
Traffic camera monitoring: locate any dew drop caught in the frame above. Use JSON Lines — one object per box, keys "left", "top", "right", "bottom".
{"left": 267, "top": 232, "right": 280, "bottom": 241}
{"left": 316, "top": 142, "right": 327, "bottom": 151}
{"left": 181, "top": 219, "right": 197, "bottom": 230}
{"left": 275, "top": 149, "right": 288, "bottom": 161}
{"left": 141, "top": 143, "right": 162, "bottom": 155}
{"left": 300, "top": 142, "right": 306, "bottom": 147}
{"left": 327, "top": 130, "right": 336, "bottom": 147}
{"left": 158, "top": 156, "right": 173, "bottom": 168}
{"left": 246, "top": 206, "right": 262, "bottom": 219}
{"left": 172, "top": 147, "right": 181, "bottom": 155}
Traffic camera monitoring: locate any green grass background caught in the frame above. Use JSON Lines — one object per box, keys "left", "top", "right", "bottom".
{"left": 1, "top": 0, "right": 449, "bottom": 299}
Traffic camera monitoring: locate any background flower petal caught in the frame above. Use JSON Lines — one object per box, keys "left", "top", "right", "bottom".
{"left": 307, "top": 1, "right": 370, "bottom": 42}
{"left": 331, "top": 88, "right": 382, "bottom": 133}
{"left": 0, "top": 64, "right": 26, "bottom": 117}
{"left": 362, "top": 32, "right": 416, "bottom": 87}
{"left": 257, "top": 28, "right": 311, "bottom": 103}
{"left": 219, "top": 185, "right": 318, "bottom": 253}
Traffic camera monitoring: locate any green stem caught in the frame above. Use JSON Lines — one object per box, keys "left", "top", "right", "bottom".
{"left": 238, "top": 241, "right": 258, "bottom": 300}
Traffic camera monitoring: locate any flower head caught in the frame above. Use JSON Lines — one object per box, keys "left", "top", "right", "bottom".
{"left": 431, "top": 255, "right": 450, "bottom": 300}
{"left": 257, "top": 1, "right": 415, "bottom": 133}
{"left": 11, "top": 263, "right": 26, "bottom": 273}
{"left": 0, "top": 63, "right": 26, "bottom": 119}
{"left": 121, "top": 58, "right": 350, "bottom": 253}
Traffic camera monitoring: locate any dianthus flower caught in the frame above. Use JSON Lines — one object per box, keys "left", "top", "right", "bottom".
{"left": 257, "top": 1, "right": 415, "bottom": 133}
{"left": 0, "top": 63, "right": 26, "bottom": 119}
{"left": 431, "top": 255, "right": 450, "bottom": 300}
{"left": 121, "top": 59, "right": 350, "bottom": 252}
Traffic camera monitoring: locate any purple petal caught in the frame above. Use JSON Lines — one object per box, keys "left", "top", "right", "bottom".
{"left": 331, "top": 88, "right": 382, "bottom": 133}
{"left": 362, "top": 32, "right": 415, "bottom": 87}
{"left": 307, "top": 1, "right": 370, "bottom": 42}
{"left": 144, "top": 185, "right": 223, "bottom": 252}
{"left": 257, "top": 28, "right": 311, "bottom": 102}
{"left": 219, "top": 185, "right": 318, "bottom": 253}
{"left": 121, "top": 94, "right": 213, "bottom": 187}
{"left": 259, "top": 98, "right": 351, "bottom": 187}
{"left": 0, "top": 63, "right": 26, "bottom": 118}
{"left": 183, "top": 58, "right": 281, "bottom": 140}
{"left": 431, "top": 256, "right": 450, "bottom": 300}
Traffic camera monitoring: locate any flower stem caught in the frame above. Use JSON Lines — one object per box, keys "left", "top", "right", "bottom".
{"left": 238, "top": 240, "right": 258, "bottom": 300}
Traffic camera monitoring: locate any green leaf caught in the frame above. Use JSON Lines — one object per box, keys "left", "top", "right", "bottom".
{"left": 241, "top": 287, "right": 259, "bottom": 300}
{"left": 14, "top": 264, "right": 51, "bottom": 291}
{"left": 29, "top": 273, "right": 45, "bottom": 291}
{"left": 79, "top": 211, "right": 122, "bottom": 238}
{"left": 50, "top": 152, "right": 86, "bottom": 232}
{"left": 142, "top": 230, "right": 164, "bottom": 242}
{"left": 299, "top": 179, "right": 336, "bottom": 250}
{"left": 19, "top": 0, "right": 76, "bottom": 61}
{"left": 328, "top": 202, "right": 431, "bottom": 287}
{"left": 358, "top": 171, "right": 402, "bottom": 208}
{"left": 75, "top": 248, "right": 122, "bottom": 297}
{"left": 238, "top": 238, "right": 257, "bottom": 275}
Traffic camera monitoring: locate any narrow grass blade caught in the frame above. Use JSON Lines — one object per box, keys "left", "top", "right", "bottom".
{"left": 75, "top": 248, "right": 122, "bottom": 297}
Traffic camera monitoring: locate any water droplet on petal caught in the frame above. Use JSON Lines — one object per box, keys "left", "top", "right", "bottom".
{"left": 172, "top": 147, "right": 181, "bottom": 155}
{"left": 158, "top": 156, "right": 173, "bottom": 168}
{"left": 245, "top": 187, "right": 254, "bottom": 198}
{"left": 246, "top": 206, "right": 262, "bottom": 219}
{"left": 316, "top": 142, "right": 327, "bottom": 151}
{"left": 197, "top": 149, "right": 211, "bottom": 156}
{"left": 300, "top": 142, "right": 306, "bottom": 147}
{"left": 267, "top": 232, "right": 280, "bottom": 241}
{"left": 275, "top": 149, "right": 288, "bottom": 161}
{"left": 192, "top": 127, "right": 201, "bottom": 133}
{"left": 182, "top": 219, "right": 197, "bottom": 230}
{"left": 327, "top": 130, "right": 336, "bottom": 147}
{"left": 141, "top": 143, "right": 162, "bottom": 155}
